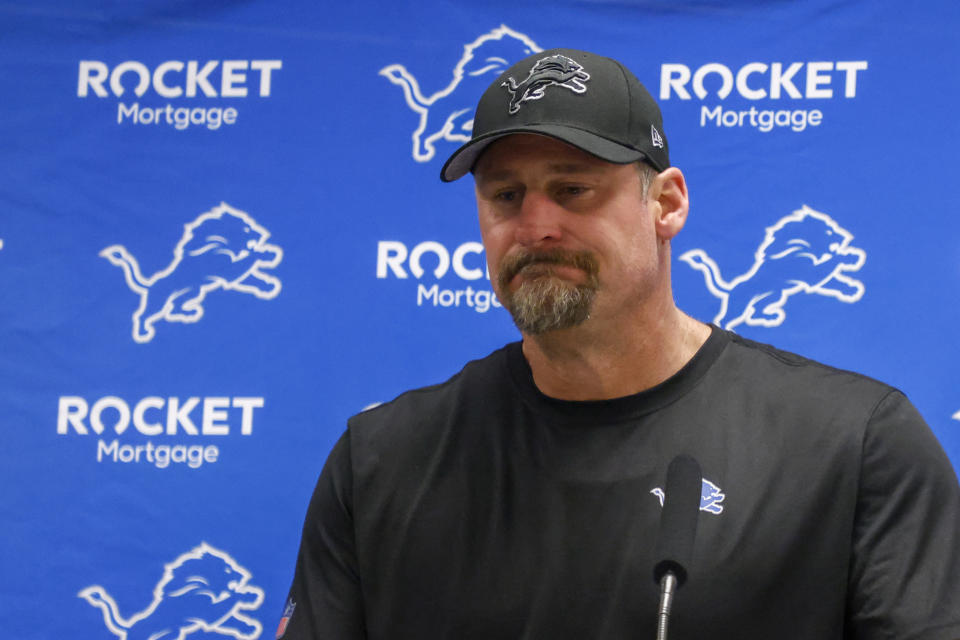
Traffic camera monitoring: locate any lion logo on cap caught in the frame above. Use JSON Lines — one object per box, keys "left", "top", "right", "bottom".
{"left": 502, "top": 54, "right": 590, "bottom": 114}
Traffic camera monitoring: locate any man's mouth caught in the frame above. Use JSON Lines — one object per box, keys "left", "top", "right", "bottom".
{"left": 514, "top": 263, "right": 578, "bottom": 284}
{"left": 498, "top": 249, "right": 599, "bottom": 291}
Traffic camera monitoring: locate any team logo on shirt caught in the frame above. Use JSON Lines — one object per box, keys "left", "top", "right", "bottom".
{"left": 680, "top": 205, "right": 866, "bottom": 330}
{"left": 380, "top": 25, "right": 542, "bottom": 162}
{"left": 651, "top": 478, "right": 726, "bottom": 515}
{"left": 101, "top": 202, "right": 283, "bottom": 343}
{"left": 78, "top": 542, "right": 265, "bottom": 639}
{"left": 501, "top": 53, "right": 591, "bottom": 114}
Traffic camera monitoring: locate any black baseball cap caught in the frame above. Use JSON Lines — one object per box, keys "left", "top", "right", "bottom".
{"left": 440, "top": 48, "right": 669, "bottom": 182}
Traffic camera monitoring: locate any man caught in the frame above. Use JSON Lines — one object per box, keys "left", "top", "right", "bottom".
{"left": 280, "top": 49, "right": 960, "bottom": 639}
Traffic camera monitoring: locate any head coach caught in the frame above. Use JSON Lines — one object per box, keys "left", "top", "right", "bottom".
{"left": 279, "top": 49, "right": 960, "bottom": 639}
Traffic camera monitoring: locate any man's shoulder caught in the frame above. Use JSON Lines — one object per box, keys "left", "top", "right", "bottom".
{"left": 347, "top": 342, "right": 516, "bottom": 439}
{"left": 719, "top": 329, "right": 900, "bottom": 406}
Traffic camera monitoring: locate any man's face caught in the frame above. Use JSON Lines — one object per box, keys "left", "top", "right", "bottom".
{"left": 473, "top": 134, "right": 662, "bottom": 335}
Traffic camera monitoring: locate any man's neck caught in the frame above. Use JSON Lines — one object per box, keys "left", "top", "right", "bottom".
{"left": 520, "top": 306, "right": 711, "bottom": 401}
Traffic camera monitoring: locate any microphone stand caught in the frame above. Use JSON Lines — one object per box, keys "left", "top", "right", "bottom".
{"left": 656, "top": 571, "right": 679, "bottom": 640}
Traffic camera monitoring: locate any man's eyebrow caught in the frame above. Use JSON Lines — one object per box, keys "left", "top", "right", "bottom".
{"left": 475, "top": 163, "right": 605, "bottom": 184}
{"left": 473, "top": 169, "right": 514, "bottom": 185}
{"left": 546, "top": 162, "right": 605, "bottom": 174}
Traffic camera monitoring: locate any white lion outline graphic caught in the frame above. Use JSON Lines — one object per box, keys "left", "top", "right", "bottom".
{"left": 680, "top": 205, "right": 866, "bottom": 330}
{"left": 100, "top": 202, "right": 283, "bottom": 343}
{"left": 380, "top": 25, "right": 542, "bottom": 162}
{"left": 78, "top": 542, "right": 265, "bottom": 640}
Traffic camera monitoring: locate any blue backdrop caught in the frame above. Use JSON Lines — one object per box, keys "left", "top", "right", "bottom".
{"left": 1, "top": 1, "right": 958, "bottom": 637}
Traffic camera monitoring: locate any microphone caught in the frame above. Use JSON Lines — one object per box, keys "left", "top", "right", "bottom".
{"left": 652, "top": 454, "right": 702, "bottom": 640}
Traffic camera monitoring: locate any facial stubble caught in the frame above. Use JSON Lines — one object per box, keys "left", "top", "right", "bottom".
{"left": 496, "top": 249, "right": 600, "bottom": 335}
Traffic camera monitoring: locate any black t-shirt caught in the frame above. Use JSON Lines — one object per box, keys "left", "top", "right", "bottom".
{"left": 281, "top": 327, "right": 960, "bottom": 639}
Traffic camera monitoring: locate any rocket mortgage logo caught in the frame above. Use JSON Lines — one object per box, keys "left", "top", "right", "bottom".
{"left": 77, "top": 58, "right": 282, "bottom": 130}
{"left": 660, "top": 59, "right": 867, "bottom": 133}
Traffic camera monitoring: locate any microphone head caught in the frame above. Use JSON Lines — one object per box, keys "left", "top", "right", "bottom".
{"left": 653, "top": 454, "right": 703, "bottom": 587}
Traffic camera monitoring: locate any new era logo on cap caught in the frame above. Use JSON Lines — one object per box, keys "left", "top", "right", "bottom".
{"left": 652, "top": 125, "right": 664, "bottom": 148}
{"left": 501, "top": 54, "right": 591, "bottom": 114}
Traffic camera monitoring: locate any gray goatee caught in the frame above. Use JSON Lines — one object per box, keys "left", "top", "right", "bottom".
{"left": 497, "top": 249, "right": 600, "bottom": 335}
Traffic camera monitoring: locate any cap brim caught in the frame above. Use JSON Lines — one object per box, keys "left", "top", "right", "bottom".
{"left": 440, "top": 124, "right": 647, "bottom": 182}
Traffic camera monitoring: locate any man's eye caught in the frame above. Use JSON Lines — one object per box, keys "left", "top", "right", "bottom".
{"left": 560, "top": 185, "right": 587, "bottom": 197}
{"left": 495, "top": 189, "right": 520, "bottom": 202}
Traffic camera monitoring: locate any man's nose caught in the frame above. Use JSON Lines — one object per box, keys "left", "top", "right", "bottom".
{"left": 515, "top": 190, "right": 563, "bottom": 246}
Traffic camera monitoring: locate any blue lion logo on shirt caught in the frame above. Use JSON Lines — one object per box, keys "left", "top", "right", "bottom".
{"left": 78, "top": 542, "right": 264, "bottom": 640}
{"left": 651, "top": 478, "right": 726, "bottom": 515}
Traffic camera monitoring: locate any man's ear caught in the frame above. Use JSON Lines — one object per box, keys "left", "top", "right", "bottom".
{"left": 652, "top": 167, "right": 689, "bottom": 240}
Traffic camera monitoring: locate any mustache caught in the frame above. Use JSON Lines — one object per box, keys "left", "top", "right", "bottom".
{"left": 497, "top": 249, "right": 600, "bottom": 289}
